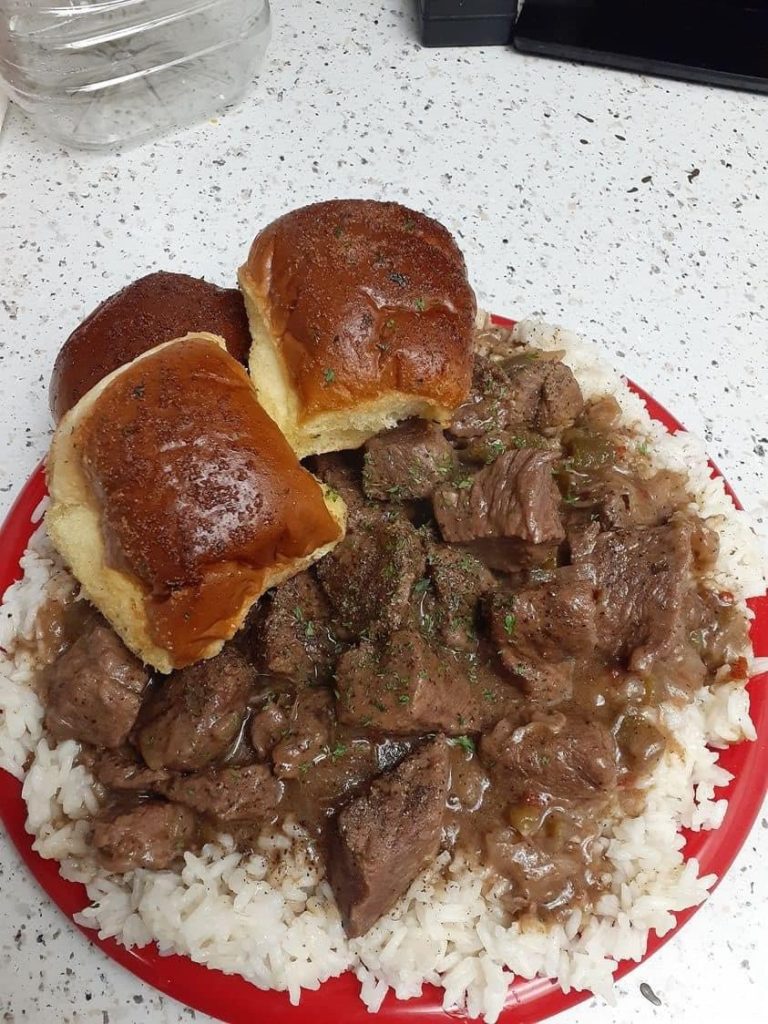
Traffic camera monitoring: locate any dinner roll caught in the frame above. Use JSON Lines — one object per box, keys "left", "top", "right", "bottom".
{"left": 46, "top": 333, "right": 346, "bottom": 673}
{"left": 238, "top": 200, "right": 476, "bottom": 457}
{"left": 50, "top": 271, "right": 252, "bottom": 422}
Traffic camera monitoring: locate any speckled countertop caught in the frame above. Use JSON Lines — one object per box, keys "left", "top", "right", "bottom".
{"left": 0, "top": 2, "right": 766, "bottom": 1022}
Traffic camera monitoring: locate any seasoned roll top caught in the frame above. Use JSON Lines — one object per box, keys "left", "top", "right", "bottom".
{"left": 47, "top": 334, "right": 345, "bottom": 671}
{"left": 239, "top": 199, "right": 477, "bottom": 455}
{"left": 50, "top": 271, "right": 252, "bottom": 421}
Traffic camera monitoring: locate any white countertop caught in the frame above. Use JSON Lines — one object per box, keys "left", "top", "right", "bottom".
{"left": 1, "top": 2, "right": 766, "bottom": 1022}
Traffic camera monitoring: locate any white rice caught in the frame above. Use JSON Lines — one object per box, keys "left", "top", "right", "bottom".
{"left": 1, "top": 320, "right": 765, "bottom": 1022}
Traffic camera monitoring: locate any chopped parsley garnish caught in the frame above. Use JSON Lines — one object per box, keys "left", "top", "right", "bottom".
{"left": 323, "top": 367, "right": 336, "bottom": 385}
{"left": 413, "top": 577, "right": 431, "bottom": 595}
{"left": 452, "top": 735, "right": 475, "bottom": 755}
{"left": 503, "top": 612, "right": 517, "bottom": 636}
{"left": 397, "top": 694, "right": 411, "bottom": 704}
{"left": 485, "top": 439, "right": 506, "bottom": 463}
{"left": 414, "top": 297, "right": 426, "bottom": 312}
{"left": 330, "top": 742, "right": 347, "bottom": 759}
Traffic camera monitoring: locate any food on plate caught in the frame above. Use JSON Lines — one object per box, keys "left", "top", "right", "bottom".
{"left": 238, "top": 199, "right": 477, "bottom": 456}
{"left": 33, "top": 322, "right": 756, "bottom": 928}
{"left": 46, "top": 332, "right": 345, "bottom": 672}
{"left": 50, "top": 271, "right": 252, "bottom": 421}
{"left": 0, "top": 207, "right": 764, "bottom": 1023}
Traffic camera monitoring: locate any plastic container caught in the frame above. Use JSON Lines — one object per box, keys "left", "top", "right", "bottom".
{"left": 0, "top": 0, "right": 271, "bottom": 149}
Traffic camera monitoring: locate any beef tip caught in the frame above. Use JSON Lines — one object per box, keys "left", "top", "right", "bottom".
{"left": 362, "top": 419, "right": 456, "bottom": 501}
{"left": 480, "top": 711, "right": 617, "bottom": 801}
{"left": 579, "top": 394, "right": 622, "bottom": 432}
{"left": 249, "top": 693, "right": 292, "bottom": 760}
{"left": 566, "top": 519, "right": 600, "bottom": 561}
{"left": 92, "top": 748, "right": 171, "bottom": 792}
{"left": 92, "top": 801, "right": 197, "bottom": 873}
{"left": 271, "top": 688, "right": 334, "bottom": 778}
{"left": 44, "top": 623, "right": 149, "bottom": 749}
{"left": 448, "top": 355, "right": 583, "bottom": 442}
{"left": 256, "top": 572, "right": 337, "bottom": 684}
{"left": 579, "top": 522, "right": 698, "bottom": 675}
{"left": 335, "top": 630, "right": 474, "bottom": 735}
{"left": 616, "top": 711, "right": 666, "bottom": 777}
{"left": 502, "top": 357, "right": 584, "bottom": 432}
{"left": 316, "top": 516, "right": 425, "bottom": 639}
{"left": 433, "top": 450, "right": 564, "bottom": 546}
{"left": 461, "top": 536, "right": 560, "bottom": 575}
{"left": 327, "top": 737, "right": 450, "bottom": 936}
{"left": 137, "top": 645, "right": 253, "bottom": 771}
{"left": 596, "top": 489, "right": 633, "bottom": 530}
{"left": 424, "top": 543, "right": 494, "bottom": 651}
{"left": 459, "top": 429, "right": 559, "bottom": 467}
{"left": 485, "top": 573, "right": 598, "bottom": 704}
{"left": 159, "top": 764, "right": 282, "bottom": 823}
{"left": 486, "top": 830, "right": 595, "bottom": 918}
{"left": 447, "top": 355, "right": 512, "bottom": 440}
{"left": 309, "top": 451, "right": 366, "bottom": 514}
{"left": 594, "top": 470, "right": 691, "bottom": 531}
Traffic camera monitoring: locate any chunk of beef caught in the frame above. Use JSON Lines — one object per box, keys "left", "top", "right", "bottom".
{"left": 92, "top": 801, "right": 197, "bottom": 872}
{"left": 596, "top": 489, "right": 633, "bottom": 530}
{"left": 487, "top": 829, "right": 598, "bottom": 918}
{"left": 579, "top": 394, "right": 622, "bottom": 432}
{"left": 249, "top": 693, "right": 293, "bottom": 760}
{"left": 503, "top": 358, "right": 584, "bottom": 431}
{"left": 309, "top": 451, "right": 366, "bottom": 514}
{"left": 137, "top": 645, "right": 254, "bottom": 771}
{"left": 92, "top": 748, "right": 171, "bottom": 792}
{"left": 362, "top": 419, "right": 456, "bottom": 501}
{"left": 480, "top": 711, "right": 618, "bottom": 801}
{"left": 316, "top": 516, "right": 425, "bottom": 639}
{"left": 271, "top": 688, "right": 334, "bottom": 778}
{"left": 593, "top": 470, "right": 691, "bottom": 531}
{"left": 616, "top": 711, "right": 666, "bottom": 777}
{"left": 256, "top": 572, "right": 337, "bottom": 684}
{"left": 448, "top": 355, "right": 583, "bottom": 442}
{"left": 459, "top": 430, "right": 559, "bottom": 467}
{"left": 461, "top": 536, "right": 560, "bottom": 574}
{"left": 434, "top": 450, "right": 564, "bottom": 546}
{"left": 44, "top": 623, "right": 149, "bottom": 748}
{"left": 485, "top": 573, "right": 598, "bottom": 704}
{"left": 448, "top": 355, "right": 512, "bottom": 440}
{"left": 579, "top": 522, "right": 697, "bottom": 674}
{"left": 159, "top": 764, "right": 282, "bottom": 823}
{"left": 565, "top": 519, "right": 600, "bottom": 562}
{"left": 335, "top": 630, "right": 474, "bottom": 735}
{"left": 327, "top": 737, "right": 450, "bottom": 936}
{"left": 424, "top": 543, "right": 494, "bottom": 651}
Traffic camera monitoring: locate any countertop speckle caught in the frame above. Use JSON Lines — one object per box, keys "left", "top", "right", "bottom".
{"left": 0, "top": 2, "right": 766, "bottom": 1022}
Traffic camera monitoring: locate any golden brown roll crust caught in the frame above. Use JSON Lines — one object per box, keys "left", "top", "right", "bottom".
{"left": 50, "top": 272, "right": 252, "bottom": 422}
{"left": 239, "top": 200, "right": 476, "bottom": 455}
{"left": 46, "top": 333, "right": 346, "bottom": 672}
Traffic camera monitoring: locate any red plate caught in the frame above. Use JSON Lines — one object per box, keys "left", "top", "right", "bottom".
{"left": 1, "top": 319, "right": 766, "bottom": 1023}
